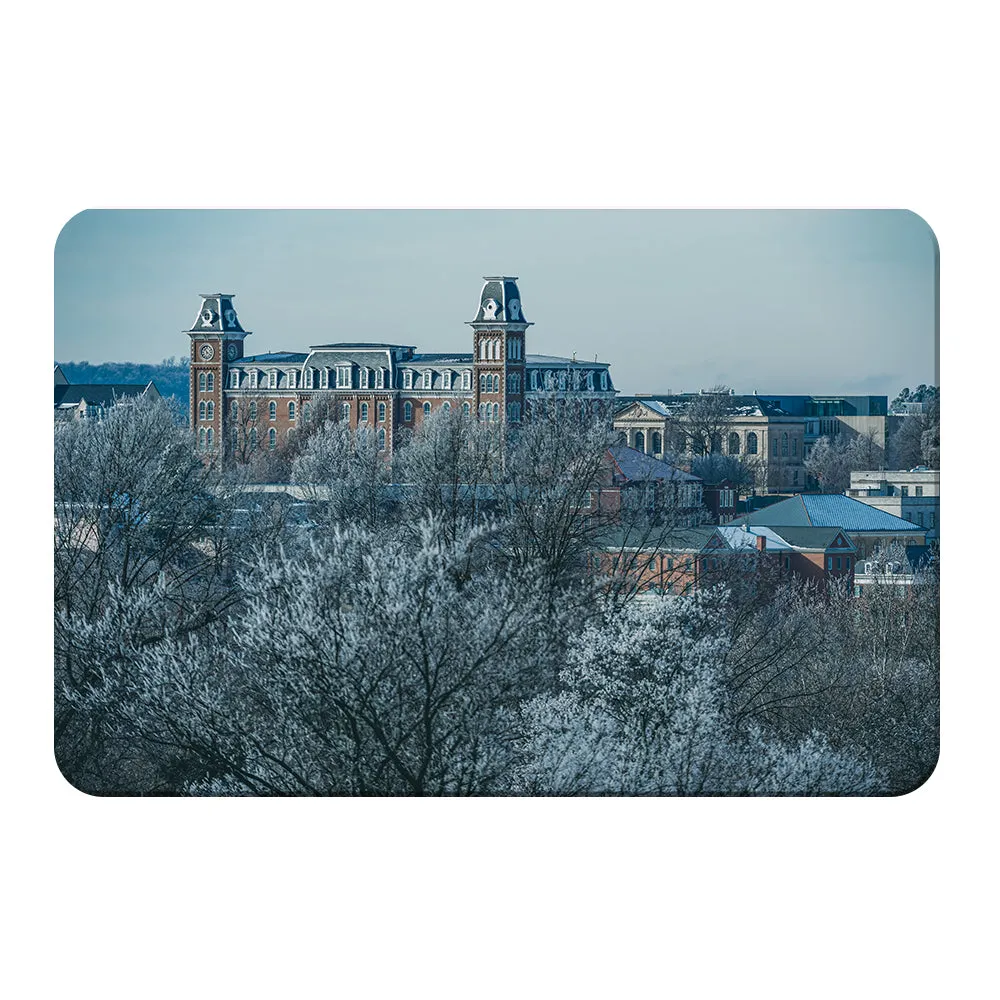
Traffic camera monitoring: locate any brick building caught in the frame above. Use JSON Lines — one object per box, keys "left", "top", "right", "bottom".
{"left": 187, "top": 278, "right": 617, "bottom": 459}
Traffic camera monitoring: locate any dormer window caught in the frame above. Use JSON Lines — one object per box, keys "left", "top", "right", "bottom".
{"left": 287, "top": 370, "right": 297, "bottom": 389}
{"left": 403, "top": 369, "right": 413, "bottom": 390}
{"left": 230, "top": 370, "right": 239, "bottom": 389}
{"left": 442, "top": 370, "right": 452, "bottom": 391}
{"left": 586, "top": 371, "right": 594, "bottom": 391}
{"left": 531, "top": 371, "right": 539, "bottom": 391}
{"left": 337, "top": 365, "right": 352, "bottom": 388}
{"left": 360, "top": 367, "right": 369, "bottom": 389}
{"left": 462, "top": 370, "right": 471, "bottom": 391}
{"left": 600, "top": 372, "right": 608, "bottom": 391}
{"left": 268, "top": 370, "right": 278, "bottom": 389}
{"left": 305, "top": 368, "right": 314, "bottom": 389}
{"left": 320, "top": 367, "right": 330, "bottom": 389}
{"left": 376, "top": 367, "right": 385, "bottom": 389}
{"left": 422, "top": 370, "right": 432, "bottom": 390}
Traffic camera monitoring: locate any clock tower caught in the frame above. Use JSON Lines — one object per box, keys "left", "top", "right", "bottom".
{"left": 467, "top": 276, "right": 531, "bottom": 426}
{"left": 186, "top": 293, "right": 251, "bottom": 454}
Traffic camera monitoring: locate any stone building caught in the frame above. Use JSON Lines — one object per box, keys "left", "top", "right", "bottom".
{"left": 612, "top": 394, "right": 807, "bottom": 493}
{"left": 846, "top": 468, "right": 940, "bottom": 543}
{"left": 187, "top": 278, "right": 617, "bottom": 459}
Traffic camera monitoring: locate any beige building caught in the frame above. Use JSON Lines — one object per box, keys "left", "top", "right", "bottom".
{"left": 613, "top": 395, "right": 806, "bottom": 493}
{"left": 847, "top": 468, "right": 939, "bottom": 543}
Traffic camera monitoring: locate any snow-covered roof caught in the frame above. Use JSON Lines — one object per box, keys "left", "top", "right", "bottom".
{"left": 607, "top": 445, "right": 701, "bottom": 484}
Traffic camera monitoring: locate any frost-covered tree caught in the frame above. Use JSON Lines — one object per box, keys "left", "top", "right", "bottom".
{"left": 71, "top": 519, "right": 565, "bottom": 795}
{"left": 515, "top": 592, "right": 884, "bottom": 795}
{"left": 54, "top": 396, "right": 267, "bottom": 791}
{"left": 291, "top": 421, "right": 394, "bottom": 531}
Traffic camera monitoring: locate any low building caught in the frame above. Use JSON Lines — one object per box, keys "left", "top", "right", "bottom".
{"left": 54, "top": 365, "right": 160, "bottom": 419}
{"left": 847, "top": 468, "right": 940, "bottom": 543}
{"left": 726, "top": 492, "right": 926, "bottom": 560}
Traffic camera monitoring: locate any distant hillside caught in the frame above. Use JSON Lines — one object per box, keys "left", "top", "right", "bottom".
{"left": 57, "top": 359, "right": 191, "bottom": 410}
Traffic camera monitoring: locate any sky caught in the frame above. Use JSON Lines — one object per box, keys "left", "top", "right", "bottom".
{"left": 54, "top": 209, "right": 937, "bottom": 398}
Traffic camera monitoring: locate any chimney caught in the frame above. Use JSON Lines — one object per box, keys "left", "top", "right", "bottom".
{"left": 756, "top": 533, "right": 767, "bottom": 552}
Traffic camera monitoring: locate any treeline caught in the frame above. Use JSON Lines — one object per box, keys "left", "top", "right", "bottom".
{"left": 54, "top": 397, "right": 939, "bottom": 797}
{"left": 57, "top": 358, "right": 191, "bottom": 408}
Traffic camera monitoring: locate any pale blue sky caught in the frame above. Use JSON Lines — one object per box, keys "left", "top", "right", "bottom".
{"left": 54, "top": 209, "right": 937, "bottom": 397}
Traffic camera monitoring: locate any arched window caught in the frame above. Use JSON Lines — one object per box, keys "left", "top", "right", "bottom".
{"left": 423, "top": 402, "right": 431, "bottom": 415}
{"left": 267, "top": 428, "right": 276, "bottom": 449}
{"left": 652, "top": 431, "right": 662, "bottom": 454}
{"left": 198, "top": 428, "right": 206, "bottom": 450}
{"left": 199, "top": 372, "right": 206, "bottom": 392}
{"left": 782, "top": 432, "right": 788, "bottom": 456}
{"left": 404, "top": 401, "right": 413, "bottom": 421}
{"left": 340, "top": 402, "right": 350, "bottom": 422}
{"left": 206, "top": 427, "right": 213, "bottom": 449}
{"left": 230, "top": 370, "right": 239, "bottom": 388}
{"left": 378, "top": 402, "right": 386, "bottom": 422}
{"left": 746, "top": 432, "right": 758, "bottom": 454}
{"left": 198, "top": 401, "right": 206, "bottom": 420}
{"left": 729, "top": 432, "right": 740, "bottom": 455}
{"left": 360, "top": 402, "right": 369, "bottom": 422}
{"left": 289, "top": 401, "right": 296, "bottom": 421}
{"left": 462, "top": 371, "right": 471, "bottom": 390}
{"left": 269, "top": 401, "right": 277, "bottom": 421}
{"left": 493, "top": 403, "right": 500, "bottom": 421}
{"left": 558, "top": 372, "right": 567, "bottom": 391}
{"left": 230, "top": 400, "right": 238, "bottom": 421}
{"left": 531, "top": 371, "right": 539, "bottom": 390}
{"left": 377, "top": 427, "right": 386, "bottom": 451}
{"left": 478, "top": 403, "right": 486, "bottom": 421}
{"left": 480, "top": 374, "right": 487, "bottom": 393}
{"left": 249, "top": 401, "right": 257, "bottom": 421}
{"left": 305, "top": 368, "right": 314, "bottom": 389}
{"left": 635, "top": 430, "right": 645, "bottom": 452}
{"left": 463, "top": 402, "right": 470, "bottom": 416}
{"left": 206, "top": 372, "right": 214, "bottom": 392}
{"left": 206, "top": 401, "right": 214, "bottom": 421}
{"left": 250, "top": 427, "right": 257, "bottom": 450}
{"left": 442, "top": 401, "right": 451, "bottom": 412}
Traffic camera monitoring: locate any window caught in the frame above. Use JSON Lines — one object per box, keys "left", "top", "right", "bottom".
{"left": 250, "top": 427, "right": 257, "bottom": 450}
{"left": 781, "top": 432, "right": 788, "bottom": 456}
{"left": 268, "top": 370, "right": 277, "bottom": 389}
{"left": 206, "top": 427, "right": 214, "bottom": 449}
{"left": 929, "top": 511, "right": 936, "bottom": 529}
{"left": 836, "top": 556, "right": 842, "bottom": 571}
{"left": 746, "top": 432, "right": 758, "bottom": 454}
{"left": 360, "top": 402, "right": 369, "bottom": 422}
{"left": 230, "top": 370, "right": 239, "bottom": 388}
{"left": 462, "top": 370, "right": 471, "bottom": 391}
{"left": 249, "top": 401, "right": 257, "bottom": 421}
{"left": 792, "top": 437, "right": 798, "bottom": 456}
{"left": 404, "top": 401, "right": 412, "bottom": 421}
{"left": 376, "top": 368, "right": 385, "bottom": 389}
{"left": 463, "top": 402, "right": 470, "bottom": 416}
{"left": 479, "top": 339, "right": 487, "bottom": 360}
{"left": 268, "top": 427, "right": 276, "bottom": 450}
{"left": 915, "top": 486, "right": 923, "bottom": 497}
{"left": 305, "top": 368, "right": 314, "bottom": 389}
{"left": 442, "top": 401, "right": 451, "bottom": 413}
{"left": 198, "top": 401, "right": 206, "bottom": 420}
{"left": 558, "top": 371, "right": 567, "bottom": 391}
{"left": 403, "top": 369, "right": 413, "bottom": 389}
{"left": 478, "top": 403, "right": 486, "bottom": 421}
{"left": 378, "top": 402, "right": 386, "bottom": 422}
{"left": 207, "top": 372, "right": 214, "bottom": 392}
{"left": 288, "top": 401, "right": 296, "bottom": 421}
{"left": 827, "top": 556, "right": 833, "bottom": 571}
{"left": 269, "top": 401, "right": 277, "bottom": 421}
{"left": 287, "top": 370, "right": 297, "bottom": 389}
{"left": 423, "top": 402, "right": 431, "bottom": 416}
{"left": 360, "top": 368, "right": 369, "bottom": 389}
{"left": 900, "top": 485, "right": 909, "bottom": 497}
{"left": 199, "top": 372, "right": 206, "bottom": 392}
{"left": 230, "top": 400, "right": 238, "bottom": 421}
{"left": 250, "top": 370, "right": 259, "bottom": 389}
{"left": 231, "top": 429, "right": 238, "bottom": 452}
{"left": 303, "top": 402, "right": 311, "bottom": 422}
{"left": 340, "top": 402, "right": 350, "bottom": 422}
{"left": 337, "top": 366, "right": 351, "bottom": 389}
{"left": 600, "top": 372, "right": 608, "bottom": 391}
{"left": 422, "top": 370, "right": 432, "bottom": 390}
{"left": 493, "top": 403, "right": 500, "bottom": 421}
{"left": 480, "top": 374, "right": 487, "bottom": 393}
{"left": 320, "top": 368, "right": 329, "bottom": 389}
{"left": 206, "top": 401, "right": 214, "bottom": 421}
{"left": 377, "top": 427, "right": 386, "bottom": 451}
{"left": 198, "top": 428, "right": 206, "bottom": 450}
{"left": 772, "top": 438, "right": 779, "bottom": 457}
{"left": 846, "top": 557, "right": 851, "bottom": 571}
{"left": 531, "top": 371, "right": 539, "bottom": 391}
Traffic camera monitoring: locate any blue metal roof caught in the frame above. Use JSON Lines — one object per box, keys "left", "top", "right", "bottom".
{"left": 745, "top": 494, "right": 924, "bottom": 533}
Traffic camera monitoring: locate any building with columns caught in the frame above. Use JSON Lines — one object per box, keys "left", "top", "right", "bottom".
{"left": 187, "top": 278, "right": 617, "bottom": 460}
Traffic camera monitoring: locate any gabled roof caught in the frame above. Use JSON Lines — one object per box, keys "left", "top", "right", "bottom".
{"left": 607, "top": 445, "right": 701, "bottom": 484}
{"left": 767, "top": 525, "right": 856, "bottom": 552}
{"left": 734, "top": 494, "right": 924, "bottom": 533}
{"left": 54, "top": 383, "right": 152, "bottom": 407}
{"left": 714, "top": 525, "right": 794, "bottom": 551}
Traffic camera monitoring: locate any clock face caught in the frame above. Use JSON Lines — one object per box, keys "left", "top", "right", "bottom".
{"left": 199, "top": 343, "right": 215, "bottom": 361}
{"left": 226, "top": 343, "right": 238, "bottom": 361}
